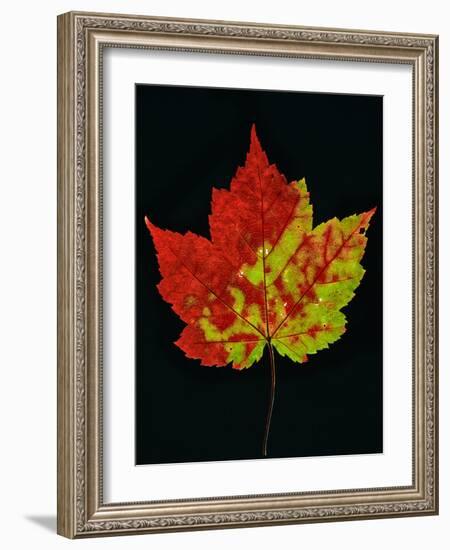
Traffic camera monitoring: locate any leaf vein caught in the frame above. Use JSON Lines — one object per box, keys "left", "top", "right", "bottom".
{"left": 167, "top": 245, "right": 264, "bottom": 338}
{"left": 271, "top": 219, "right": 368, "bottom": 337}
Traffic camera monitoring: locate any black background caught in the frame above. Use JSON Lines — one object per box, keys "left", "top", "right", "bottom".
{"left": 135, "top": 84, "right": 383, "bottom": 465}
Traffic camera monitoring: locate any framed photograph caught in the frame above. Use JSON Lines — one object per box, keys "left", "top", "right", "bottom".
{"left": 57, "top": 11, "right": 439, "bottom": 538}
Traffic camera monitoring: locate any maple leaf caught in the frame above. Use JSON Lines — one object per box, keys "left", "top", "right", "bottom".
{"left": 145, "top": 124, "right": 376, "bottom": 456}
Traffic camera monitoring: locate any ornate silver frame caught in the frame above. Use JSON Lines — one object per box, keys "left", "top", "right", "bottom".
{"left": 57, "top": 11, "right": 439, "bottom": 538}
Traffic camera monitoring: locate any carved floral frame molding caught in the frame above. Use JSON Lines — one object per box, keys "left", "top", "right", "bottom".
{"left": 57, "top": 11, "right": 438, "bottom": 538}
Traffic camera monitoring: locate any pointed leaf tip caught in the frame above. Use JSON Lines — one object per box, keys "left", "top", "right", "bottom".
{"left": 365, "top": 206, "right": 377, "bottom": 225}
{"left": 250, "top": 123, "right": 262, "bottom": 151}
{"left": 144, "top": 215, "right": 152, "bottom": 232}
{"left": 144, "top": 216, "right": 160, "bottom": 238}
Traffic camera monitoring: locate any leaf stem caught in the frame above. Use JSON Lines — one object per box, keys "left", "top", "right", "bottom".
{"left": 262, "top": 341, "right": 276, "bottom": 457}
